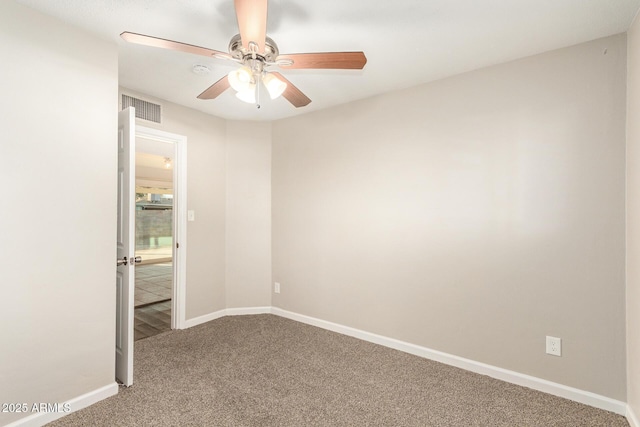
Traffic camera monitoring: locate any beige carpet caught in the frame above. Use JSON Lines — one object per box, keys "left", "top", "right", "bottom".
{"left": 48, "top": 314, "right": 628, "bottom": 426}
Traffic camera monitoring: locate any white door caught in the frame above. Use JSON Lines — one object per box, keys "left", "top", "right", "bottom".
{"left": 116, "top": 108, "right": 136, "bottom": 386}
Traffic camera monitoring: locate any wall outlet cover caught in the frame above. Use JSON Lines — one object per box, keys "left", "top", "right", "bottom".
{"left": 546, "top": 336, "right": 562, "bottom": 356}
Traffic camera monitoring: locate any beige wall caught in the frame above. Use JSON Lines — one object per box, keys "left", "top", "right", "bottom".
{"left": 0, "top": 2, "right": 118, "bottom": 425}
{"left": 119, "top": 88, "right": 228, "bottom": 319}
{"left": 627, "top": 10, "right": 640, "bottom": 423}
{"left": 225, "top": 121, "right": 272, "bottom": 308}
{"left": 272, "top": 34, "right": 627, "bottom": 399}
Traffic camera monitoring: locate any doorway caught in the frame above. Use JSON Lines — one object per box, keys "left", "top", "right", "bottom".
{"left": 134, "top": 148, "right": 174, "bottom": 340}
{"left": 135, "top": 126, "right": 187, "bottom": 336}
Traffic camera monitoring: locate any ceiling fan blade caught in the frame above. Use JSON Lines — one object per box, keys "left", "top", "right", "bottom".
{"left": 120, "top": 32, "right": 232, "bottom": 60}
{"left": 234, "top": 0, "right": 268, "bottom": 53}
{"left": 197, "top": 76, "right": 231, "bottom": 100}
{"left": 271, "top": 72, "right": 311, "bottom": 108}
{"left": 277, "top": 52, "right": 367, "bottom": 70}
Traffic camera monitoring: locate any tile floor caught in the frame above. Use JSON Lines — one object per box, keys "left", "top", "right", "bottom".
{"left": 135, "top": 263, "right": 172, "bottom": 307}
{"left": 135, "top": 262, "right": 172, "bottom": 341}
{"left": 135, "top": 301, "right": 171, "bottom": 341}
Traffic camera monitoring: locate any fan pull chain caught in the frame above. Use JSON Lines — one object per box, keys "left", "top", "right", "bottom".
{"left": 256, "top": 78, "right": 261, "bottom": 109}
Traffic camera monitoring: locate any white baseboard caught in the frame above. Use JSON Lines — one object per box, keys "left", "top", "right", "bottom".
{"left": 182, "top": 307, "right": 271, "bottom": 329}
{"left": 225, "top": 306, "right": 271, "bottom": 316}
{"left": 5, "top": 382, "right": 118, "bottom": 427}
{"left": 182, "top": 309, "right": 227, "bottom": 329}
{"left": 628, "top": 405, "right": 640, "bottom": 427}
{"left": 271, "top": 307, "right": 627, "bottom": 416}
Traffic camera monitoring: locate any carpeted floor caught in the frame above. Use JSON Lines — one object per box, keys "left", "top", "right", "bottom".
{"left": 48, "top": 315, "right": 629, "bottom": 426}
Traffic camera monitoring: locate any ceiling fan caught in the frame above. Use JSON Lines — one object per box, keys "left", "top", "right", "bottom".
{"left": 121, "top": 0, "right": 367, "bottom": 108}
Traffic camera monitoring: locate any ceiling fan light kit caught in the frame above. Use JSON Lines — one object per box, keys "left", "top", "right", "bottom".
{"left": 262, "top": 72, "right": 287, "bottom": 99}
{"left": 120, "top": 0, "right": 367, "bottom": 109}
{"left": 228, "top": 65, "right": 253, "bottom": 92}
{"left": 226, "top": 55, "right": 288, "bottom": 104}
{"left": 236, "top": 83, "right": 257, "bottom": 104}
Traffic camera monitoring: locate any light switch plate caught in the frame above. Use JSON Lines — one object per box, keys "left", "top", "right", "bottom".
{"left": 188, "top": 210, "right": 195, "bottom": 222}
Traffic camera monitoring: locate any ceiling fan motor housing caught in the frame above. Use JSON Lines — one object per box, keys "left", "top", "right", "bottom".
{"left": 228, "top": 34, "right": 279, "bottom": 64}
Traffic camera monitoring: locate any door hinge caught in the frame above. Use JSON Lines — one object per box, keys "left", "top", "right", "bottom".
{"left": 176, "top": 242, "right": 179, "bottom": 249}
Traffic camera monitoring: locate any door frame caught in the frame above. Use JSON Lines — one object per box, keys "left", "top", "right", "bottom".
{"left": 136, "top": 125, "right": 187, "bottom": 330}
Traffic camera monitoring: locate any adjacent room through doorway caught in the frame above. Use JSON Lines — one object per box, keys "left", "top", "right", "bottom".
{"left": 134, "top": 143, "right": 174, "bottom": 340}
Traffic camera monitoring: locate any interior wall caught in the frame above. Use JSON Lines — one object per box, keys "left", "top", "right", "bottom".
{"left": 119, "top": 88, "right": 227, "bottom": 319}
{"left": 0, "top": 2, "right": 118, "bottom": 425}
{"left": 627, "top": 10, "right": 640, "bottom": 423}
{"left": 272, "top": 34, "right": 627, "bottom": 399}
{"left": 225, "top": 121, "right": 272, "bottom": 308}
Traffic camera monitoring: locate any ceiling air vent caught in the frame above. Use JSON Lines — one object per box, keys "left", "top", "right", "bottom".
{"left": 121, "top": 94, "right": 162, "bottom": 124}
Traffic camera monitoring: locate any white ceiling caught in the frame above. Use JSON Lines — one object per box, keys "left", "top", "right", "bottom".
{"left": 136, "top": 151, "right": 171, "bottom": 170}
{"left": 16, "top": 0, "right": 640, "bottom": 121}
{"left": 136, "top": 152, "right": 173, "bottom": 191}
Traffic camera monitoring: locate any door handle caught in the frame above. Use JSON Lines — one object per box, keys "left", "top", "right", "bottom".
{"left": 117, "top": 256, "right": 141, "bottom": 267}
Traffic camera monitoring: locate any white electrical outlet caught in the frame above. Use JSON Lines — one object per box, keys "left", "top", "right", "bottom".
{"left": 546, "top": 336, "right": 562, "bottom": 356}
{"left": 274, "top": 282, "right": 280, "bottom": 294}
